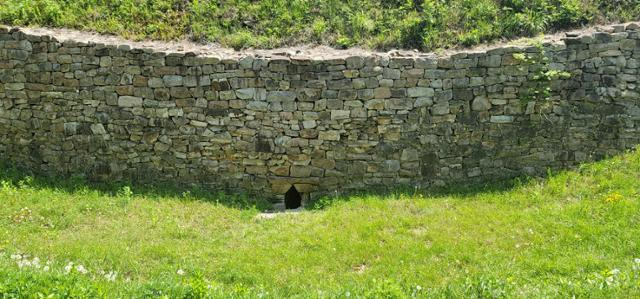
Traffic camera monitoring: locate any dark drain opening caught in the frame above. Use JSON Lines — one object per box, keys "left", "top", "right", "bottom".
{"left": 284, "top": 186, "right": 302, "bottom": 209}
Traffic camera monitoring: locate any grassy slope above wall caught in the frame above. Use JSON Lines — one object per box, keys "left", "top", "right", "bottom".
{"left": 1, "top": 150, "right": 639, "bottom": 297}
{"left": 0, "top": 0, "right": 639, "bottom": 50}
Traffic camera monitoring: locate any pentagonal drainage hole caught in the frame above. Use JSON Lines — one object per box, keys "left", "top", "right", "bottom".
{"left": 284, "top": 185, "right": 302, "bottom": 210}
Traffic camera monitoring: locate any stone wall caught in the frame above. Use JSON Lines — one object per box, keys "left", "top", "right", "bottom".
{"left": 1, "top": 23, "right": 639, "bottom": 204}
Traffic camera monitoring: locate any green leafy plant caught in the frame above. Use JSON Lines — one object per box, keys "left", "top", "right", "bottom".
{"left": 513, "top": 44, "right": 572, "bottom": 112}
{"left": 117, "top": 185, "right": 133, "bottom": 198}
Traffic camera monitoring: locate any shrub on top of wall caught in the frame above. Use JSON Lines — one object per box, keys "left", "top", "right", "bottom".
{"left": 0, "top": 0, "right": 638, "bottom": 51}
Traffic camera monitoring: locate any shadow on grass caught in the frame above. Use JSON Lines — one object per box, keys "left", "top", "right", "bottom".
{"left": 0, "top": 160, "right": 535, "bottom": 212}
{"left": 0, "top": 162, "right": 274, "bottom": 211}
{"left": 5, "top": 156, "right": 612, "bottom": 212}
{"left": 307, "top": 148, "right": 640, "bottom": 209}
{"left": 307, "top": 176, "right": 531, "bottom": 210}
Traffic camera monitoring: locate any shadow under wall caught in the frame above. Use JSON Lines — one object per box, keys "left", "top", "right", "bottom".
{"left": 6, "top": 148, "right": 636, "bottom": 212}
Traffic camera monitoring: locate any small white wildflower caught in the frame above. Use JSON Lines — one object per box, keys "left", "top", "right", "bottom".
{"left": 10, "top": 254, "right": 21, "bottom": 260}
{"left": 64, "top": 262, "right": 74, "bottom": 274}
{"left": 611, "top": 268, "right": 621, "bottom": 275}
{"left": 606, "top": 276, "right": 614, "bottom": 286}
{"left": 104, "top": 271, "right": 117, "bottom": 282}
{"left": 635, "top": 258, "right": 640, "bottom": 264}
{"left": 76, "top": 265, "right": 88, "bottom": 274}
{"left": 43, "top": 266, "right": 50, "bottom": 272}
{"left": 32, "top": 257, "right": 40, "bottom": 269}
{"left": 345, "top": 291, "right": 351, "bottom": 297}
{"left": 17, "top": 260, "right": 31, "bottom": 268}
{"left": 416, "top": 285, "right": 422, "bottom": 291}
{"left": 176, "top": 269, "right": 185, "bottom": 276}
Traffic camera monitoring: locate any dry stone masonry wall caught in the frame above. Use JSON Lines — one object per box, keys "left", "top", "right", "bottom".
{"left": 1, "top": 23, "right": 639, "bottom": 202}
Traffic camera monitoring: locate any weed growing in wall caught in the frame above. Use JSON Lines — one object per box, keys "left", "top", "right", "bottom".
{"left": 513, "top": 44, "right": 572, "bottom": 113}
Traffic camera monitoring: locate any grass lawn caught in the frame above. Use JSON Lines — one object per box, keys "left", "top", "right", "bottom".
{"left": 1, "top": 150, "right": 639, "bottom": 298}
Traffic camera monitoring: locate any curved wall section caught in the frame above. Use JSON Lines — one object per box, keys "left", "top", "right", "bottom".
{"left": 1, "top": 24, "right": 639, "bottom": 200}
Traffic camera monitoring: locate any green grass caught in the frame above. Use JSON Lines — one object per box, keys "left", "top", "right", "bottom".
{"left": 1, "top": 149, "right": 640, "bottom": 298}
{"left": 0, "top": 0, "right": 638, "bottom": 50}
